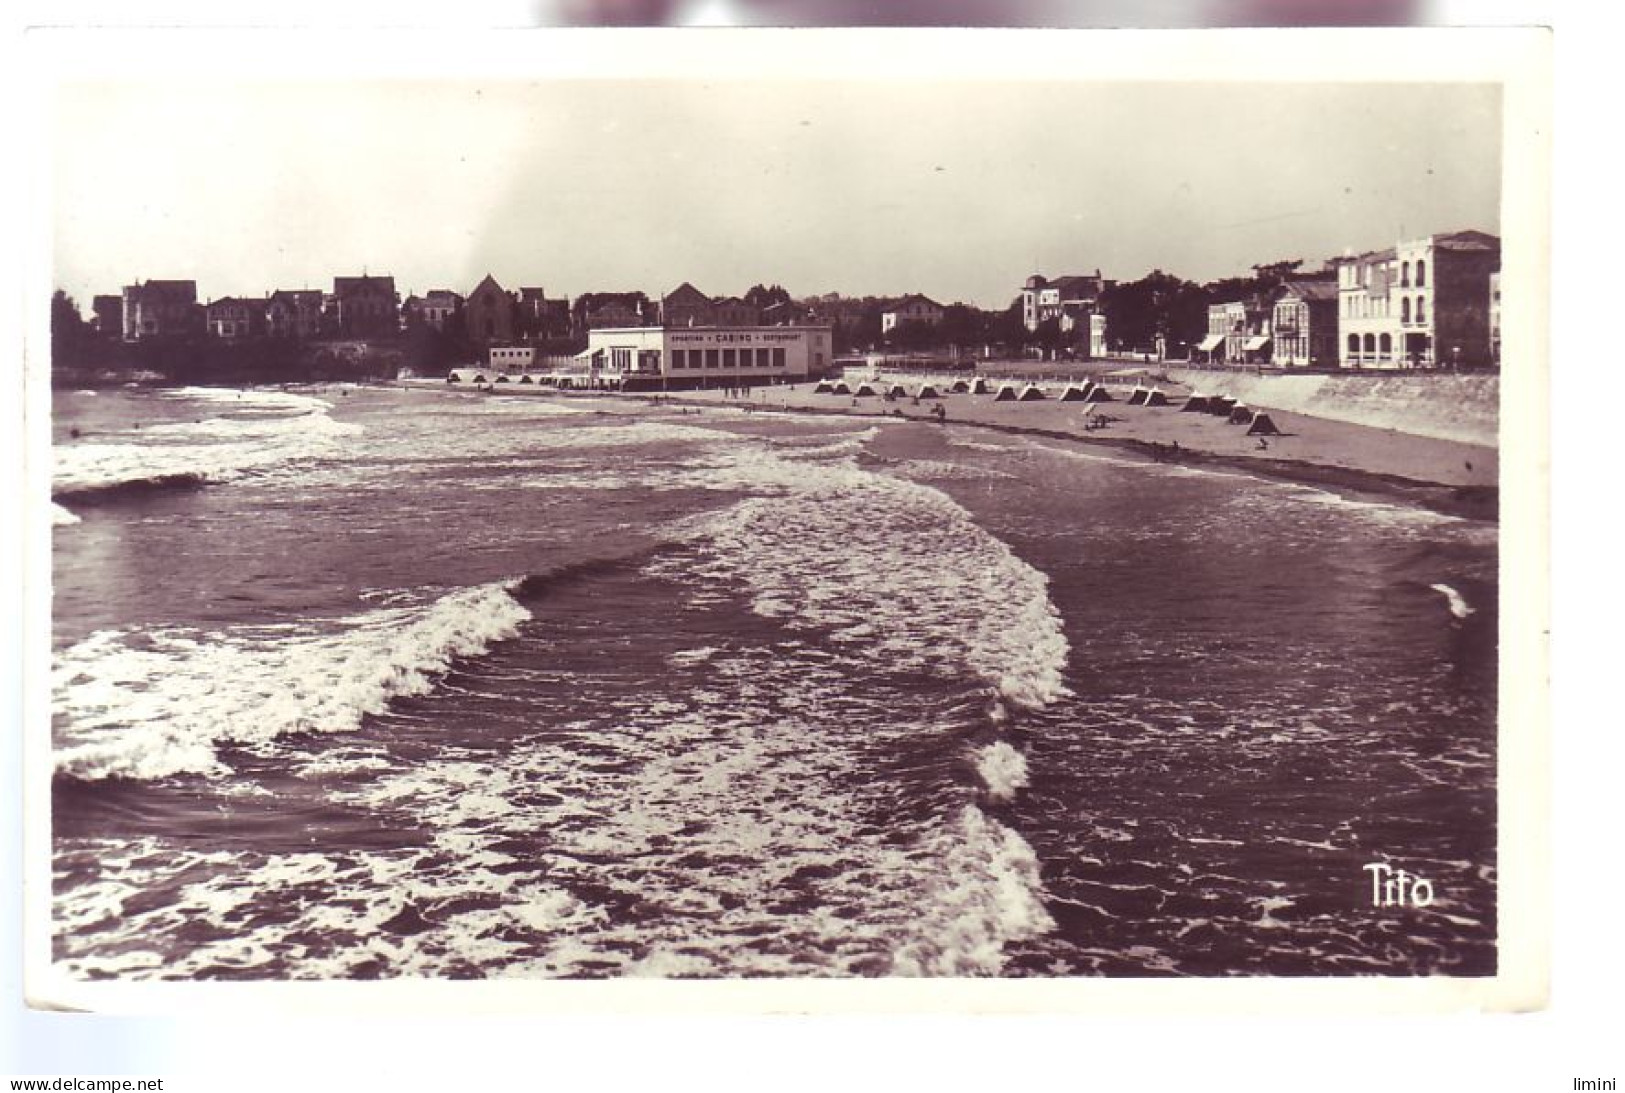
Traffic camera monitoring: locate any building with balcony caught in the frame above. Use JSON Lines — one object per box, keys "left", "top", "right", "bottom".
{"left": 1270, "top": 278, "right": 1339, "bottom": 368}
{"left": 1020, "top": 273, "right": 1110, "bottom": 357}
{"left": 1020, "top": 272, "right": 1110, "bottom": 332}
{"left": 1336, "top": 230, "right": 1499, "bottom": 369}
{"left": 1203, "top": 297, "right": 1273, "bottom": 365}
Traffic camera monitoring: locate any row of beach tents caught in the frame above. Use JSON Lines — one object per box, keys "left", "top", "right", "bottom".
{"left": 1180, "top": 392, "right": 1282, "bottom": 435}
{"left": 812, "top": 376, "right": 1126, "bottom": 403}
{"left": 811, "top": 376, "right": 1282, "bottom": 435}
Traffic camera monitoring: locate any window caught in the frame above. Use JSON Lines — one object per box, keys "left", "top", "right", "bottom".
{"left": 671, "top": 350, "right": 686, "bottom": 369}
{"left": 774, "top": 348, "right": 786, "bottom": 369}
{"left": 1379, "top": 333, "right": 1392, "bottom": 355}
{"left": 723, "top": 349, "right": 736, "bottom": 368}
{"left": 705, "top": 349, "right": 719, "bottom": 369}
{"left": 1402, "top": 298, "right": 1411, "bottom": 323}
{"left": 1416, "top": 260, "right": 1426, "bottom": 287}
{"left": 1416, "top": 297, "right": 1426, "bottom": 323}
{"left": 1363, "top": 334, "right": 1376, "bottom": 354}
{"left": 756, "top": 348, "right": 770, "bottom": 368}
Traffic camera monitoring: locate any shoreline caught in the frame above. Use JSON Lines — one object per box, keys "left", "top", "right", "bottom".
{"left": 322, "top": 379, "right": 1499, "bottom": 523}
{"left": 616, "top": 387, "right": 1500, "bottom": 523}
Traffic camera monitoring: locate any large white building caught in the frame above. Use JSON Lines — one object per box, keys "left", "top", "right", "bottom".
{"left": 1335, "top": 230, "right": 1500, "bottom": 369}
{"left": 583, "top": 325, "right": 834, "bottom": 387}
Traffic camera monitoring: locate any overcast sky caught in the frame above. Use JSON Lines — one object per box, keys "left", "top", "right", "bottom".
{"left": 52, "top": 78, "right": 1500, "bottom": 310}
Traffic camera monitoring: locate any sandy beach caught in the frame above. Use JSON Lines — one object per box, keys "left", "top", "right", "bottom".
{"left": 599, "top": 380, "right": 1500, "bottom": 520}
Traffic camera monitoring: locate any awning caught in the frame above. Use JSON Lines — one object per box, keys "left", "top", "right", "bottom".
{"left": 1244, "top": 336, "right": 1272, "bottom": 351}
{"left": 1196, "top": 334, "right": 1225, "bottom": 352}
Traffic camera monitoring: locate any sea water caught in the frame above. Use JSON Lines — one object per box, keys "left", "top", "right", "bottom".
{"left": 47, "top": 385, "right": 1498, "bottom": 978}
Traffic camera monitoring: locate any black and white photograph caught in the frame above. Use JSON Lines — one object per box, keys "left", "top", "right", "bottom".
{"left": 23, "top": 26, "right": 1549, "bottom": 1017}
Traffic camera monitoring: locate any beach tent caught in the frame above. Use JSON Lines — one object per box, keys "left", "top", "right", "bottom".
{"left": 950, "top": 379, "right": 971, "bottom": 394}
{"left": 814, "top": 380, "right": 834, "bottom": 394}
{"left": 853, "top": 382, "right": 879, "bottom": 397}
{"left": 446, "top": 373, "right": 461, "bottom": 383}
{"left": 971, "top": 377, "right": 993, "bottom": 395}
{"left": 1081, "top": 385, "right": 1113, "bottom": 402}
{"left": 1247, "top": 413, "right": 1283, "bottom": 436}
{"left": 993, "top": 384, "right": 1020, "bottom": 402}
{"left": 518, "top": 374, "right": 534, "bottom": 384}
{"left": 1018, "top": 384, "right": 1048, "bottom": 402}
{"left": 1180, "top": 393, "right": 1210, "bottom": 413}
{"left": 1058, "top": 384, "right": 1091, "bottom": 402}
{"left": 1127, "top": 386, "right": 1149, "bottom": 406}
{"left": 915, "top": 384, "right": 943, "bottom": 399}
{"left": 831, "top": 381, "right": 852, "bottom": 395}
{"left": 1144, "top": 388, "right": 1171, "bottom": 407}
{"left": 472, "top": 374, "right": 487, "bottom": 385}
{"left": 887, "top": 384, "right": 909, "bottom": 398}
{"left": 1228, "top": 404, "right": 1256, "bottom": 426}
{"left": 1206, "top": 396, "right": 1236, "bottom": 416}
{"left": 495, "top": 374, "right": 510, "bottom": 383}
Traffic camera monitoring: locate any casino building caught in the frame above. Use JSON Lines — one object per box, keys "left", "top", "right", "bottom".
{"left": 582, "top": 325, "right": 835, "bottom": 389}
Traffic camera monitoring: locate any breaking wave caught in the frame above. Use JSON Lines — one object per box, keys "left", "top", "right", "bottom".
{"left": 53, "top": 581, "right": 530, "bottom": 782}
{"left": 666, "top": 456, "right": 1071, "bottom": 716}
{"left": 52, "top": 389, "right": 362, "bottom": 499}
{"left": 1429, "top": 583, "right": 1476, "bottom": 619}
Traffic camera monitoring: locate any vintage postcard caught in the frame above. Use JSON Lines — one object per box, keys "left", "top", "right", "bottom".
{"left": 22, "top": 25, "right": 1550, "bottom": 1015}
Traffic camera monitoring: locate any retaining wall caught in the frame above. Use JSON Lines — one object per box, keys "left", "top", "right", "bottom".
{"left": 1160, "top": 369, "right": 1499, "bottom": 448}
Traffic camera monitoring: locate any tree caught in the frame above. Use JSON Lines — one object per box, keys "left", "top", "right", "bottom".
{"left": 1250, "top": 259, "right": 1304, "bottom": 292}
{"left": 990, "top": 299, "right": 1027, "bottom": 351}
{"left": 51, "top": 290, "right": 93, "bottom": 370}
{"left": 744, "top": 283, "right": 792, "bottom": 310}
{"left": 939, "top": 304, "right": 986, "bottom": 350}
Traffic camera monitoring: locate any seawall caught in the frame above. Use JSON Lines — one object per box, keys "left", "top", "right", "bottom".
{"left": 1160, "top": 369, "right": 1499, "bottom": 448}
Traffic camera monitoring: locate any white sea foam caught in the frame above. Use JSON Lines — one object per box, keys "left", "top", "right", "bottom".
{"left": 1429, "top": 583, "right": 1476, "bottom": 619}
{"left": 53, "top": 393, "right": 362, "bottom": 496}
{"left": 53, "top": 581, "right": 531, "bottom": 781}
{"left": 974, "top": 741, "right": 1031, "bottom": 803}
{"left": 890, "top": 807, "right": 1055, "bottom": 975}
{"left": 160, "top": 386, "right": 333, "bottom": 414}
{"left": 661, "top": 449, "right": 1071, "bottom": 713}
